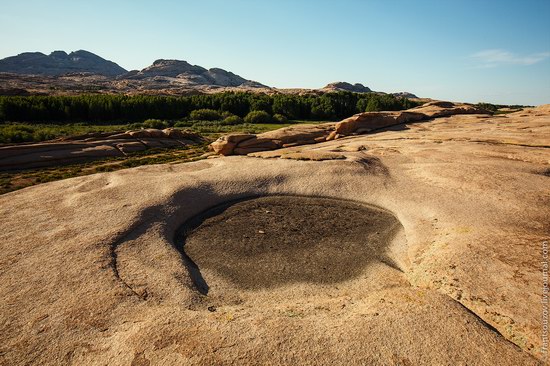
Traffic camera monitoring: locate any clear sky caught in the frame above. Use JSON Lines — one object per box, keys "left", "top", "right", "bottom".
{"left": 1, "top": 0, "right": 549, "bottom": 105}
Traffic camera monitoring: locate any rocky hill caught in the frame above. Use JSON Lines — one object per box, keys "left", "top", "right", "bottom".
{"left": 322, "top": 82, "right": 372, "bottom": 93}
{"left": 121, "top": 59, "right": 267, "bottom": 88}
{"left": 392, "top": 91, "right": 418, "bottom": 99}
{"left": 0, "top": 50, "right": 127, "bottom": 77}
{"left": 320, "top": 82, "right": 419, "bottom": 99}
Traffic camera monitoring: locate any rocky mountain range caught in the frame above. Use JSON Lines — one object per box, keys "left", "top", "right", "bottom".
{"left": 0, "top": 50, "right": 418, "bottom": 97}
{"left": 0, "top": 50, "right": 127, "bottom": 77}
{"left": 120, "top": 59, "right": 267, "bottom": 88}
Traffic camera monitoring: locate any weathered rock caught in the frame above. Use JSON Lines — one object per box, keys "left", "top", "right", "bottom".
{"left": 335, "top": 112, "right": 406, "bottom": 135}
{"left": 116, "top": 141, "right": 147, "bottom": 154}
{"left": 139, "top": 138, "right": 183, "bottom": 149}
{"left": 127, "top": 129, "right": 165, "bottom": 139}
{"left": 103, "top": 132, "right": 135, "bottom": 140}
{"left": 209, "top": 134, "right": 256, "bottom": 155}
{"left": 258, "top": 123, "right": 335, "bottom": 145}
{"left": 211, "top": 124, "right": 336, "bottom": 156}
{"left": 126, "top": 129, "right": 151, "bottom": 138}
{"left": 236, "top": 137, "right": 280, "bottom": 149}
{"left": 1, "top": 108, "right": 548, "bottom": 364}
{"left": 210, "top": 102, "right": 492, "bottom": 156}
{"left": 233, "top": 146, "right": 275, "bottom": 155}
{"left": 0, "top": 143, "right": 124, "bottom": 169}
{"left": 279, "top": 151, "right": 346, "bottom": 161}
{"left": 144, "top": 128, "right": 167, "bottom": 138}
{"left": 162, "top": 128, "right": 202, "bottom": 141}
{"left": 409, "top": 101, "right": 491, "bottom": 118}
{"left": 0, "top": 128, "right": 204, "bottom": 170}
{"left": 334, "top": 102, "right": 488, "bottom": 136}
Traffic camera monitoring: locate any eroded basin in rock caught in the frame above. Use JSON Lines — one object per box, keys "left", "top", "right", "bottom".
{"left": 178, "top": 196, "right": 406, "bottom": 294}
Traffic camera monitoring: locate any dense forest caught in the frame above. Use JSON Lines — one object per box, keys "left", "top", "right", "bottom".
{"left": 0, "top": 92, "right": 421, "bottom": 124}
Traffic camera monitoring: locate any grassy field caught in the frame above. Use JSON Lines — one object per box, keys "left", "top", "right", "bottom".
{"left": 0, "top": 123, "right": 129, "bottom": 143}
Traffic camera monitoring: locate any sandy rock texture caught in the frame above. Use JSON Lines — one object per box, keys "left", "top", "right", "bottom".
{"left": 0, "top": 128, "right": 203, "bottom": 170}
{"left": 0, "top": 106, "right": 548, "bottom": 365}
{"left": 210, "top": 101, "right": 490, "bottom": 155}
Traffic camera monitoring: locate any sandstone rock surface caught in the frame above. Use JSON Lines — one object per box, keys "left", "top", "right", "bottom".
{"left": 210, "top": 101, "right": 491, "bottom": 156}
{"left": 209, "top": 124, "right": 336, "bottom": 155}
{"left": 0, "top": 106, "right": 548, "bottom": 365}
{"left": 334, "top": 101, "right": 490, "bottom": 136}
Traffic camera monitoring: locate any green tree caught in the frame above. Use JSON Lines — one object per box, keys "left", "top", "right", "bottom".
{"left": 244, "top": 110, "right": 272, "bottom": 124}
{"left": 190, "top": 109, "right": 222, "bottom": 121}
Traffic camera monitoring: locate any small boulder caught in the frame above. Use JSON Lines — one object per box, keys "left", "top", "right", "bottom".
{"left": 210, "top": 134, "right": 255, "bottom": 155}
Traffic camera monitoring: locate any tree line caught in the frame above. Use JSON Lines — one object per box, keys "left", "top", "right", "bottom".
{"left": 0, "top": 92, "right": 421, "bottom": 124}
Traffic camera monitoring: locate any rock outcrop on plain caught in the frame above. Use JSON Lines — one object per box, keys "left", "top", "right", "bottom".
{"left": 0, "top": 128, "right": 203, "bottom": 170}
{"left": 210, "top": 101, "right": 491, "bottom": 155}
{"left": 0, "top": 50, "right": 127, "bottom": 77}
{"left": 0, "top": 105, "right": 548, "bottom": 364}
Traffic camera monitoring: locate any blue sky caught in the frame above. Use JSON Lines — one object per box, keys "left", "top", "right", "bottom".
{"left": 1, "top": 0, "right": 549, "bottom": 105}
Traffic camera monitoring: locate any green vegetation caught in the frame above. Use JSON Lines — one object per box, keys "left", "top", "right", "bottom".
{"left": 142, "top": 119, "right": 169, "bottom": 129}
{"left": 189, "top": 108, "right": 222, "bottom": 121}
{"left": 244, "top": 110, "right": 272, "bottom": 124}
{"left": 0, "top": 91, "right": 420, "bottom": 143}
{"left": 273, "top": 113, "right": 288, "bottom": 123}
{"left": 223, "top": 115, "right": 244, "bottom": 125}
{"left": 0, "top": 119, "right": 316, "bottom": 144}
{"left": 0, "top": 92, "right": 420, "bottom": 124}
{"left": 0, "top": 123, "right": 128, "bottom": 143}
{"left": 0, "top": 119, "right": 316, "bottom": 194}
{"left": 0, "top": 91, "right": 421, "bottom": 192}
{"left": 475, "top": 102, "right": 530, "bottom": 114}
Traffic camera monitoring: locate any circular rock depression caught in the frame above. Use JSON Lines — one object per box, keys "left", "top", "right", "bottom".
{"left": 178, "top": 195, "right": 405, "bottom": 293}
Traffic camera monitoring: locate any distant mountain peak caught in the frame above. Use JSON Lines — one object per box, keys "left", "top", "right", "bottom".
{"left": 122, "top": 58, "right": 267, "bottom": 88}
{"left": 49, "top": 50, "right": 69, "bottom": 59}
{"left": 0, "top": 50, "right": 127, "bottom": 77}
{"left": 322, "top": 82, "right": 372, "bottom": 93}
{"left": 392, "top": 92, "right": 418, "bottom": 99}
